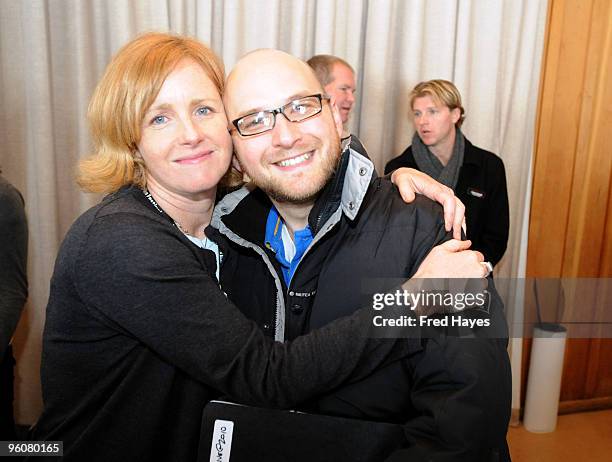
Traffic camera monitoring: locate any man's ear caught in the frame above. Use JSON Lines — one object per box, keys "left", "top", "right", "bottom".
{"left": 450, "top": 107, "right": 461, "bottom": 125}
{"left": 328, "top": 96, "right": 344, "bottom": 137}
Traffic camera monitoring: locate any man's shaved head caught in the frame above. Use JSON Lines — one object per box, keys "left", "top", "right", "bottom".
{"left": 224, "top": 49, "right": 324, "bottom": 121}
{"left": 223, "top": 48, "right": 343, "bottom": 205}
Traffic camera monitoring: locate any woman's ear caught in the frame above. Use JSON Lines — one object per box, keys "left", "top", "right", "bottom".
{"left": 232, "top": 154, "right": 242, "bottom": 172}
{"left": 132, "top": 146, "right": 143, "bottom": 160}
{"left": 232, "top": 154, "right": 251, "bottom": 182}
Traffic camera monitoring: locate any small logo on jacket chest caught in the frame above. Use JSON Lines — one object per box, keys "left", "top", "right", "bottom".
{"left": 467, "top": 187, "right": 485, "bottom": 199}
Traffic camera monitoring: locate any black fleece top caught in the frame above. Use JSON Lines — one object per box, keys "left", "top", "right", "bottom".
{"left": 30, "top": 186, "right": 417, "bottom": 462}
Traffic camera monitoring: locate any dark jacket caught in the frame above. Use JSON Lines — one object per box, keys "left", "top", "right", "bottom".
{"left": 385, "top": 138, "right": 509, "bottom": 266}
{"left": 212, "top": 147, "right": 512, "bottom": 461}
{"left": 0, "top": 175, "right": 28, "bottom": 359}
{"left": 0, "top": 175, "right": 28, "bottom": 440}
{"left": 30, "top": 186, "right": 422, "bottom": 462}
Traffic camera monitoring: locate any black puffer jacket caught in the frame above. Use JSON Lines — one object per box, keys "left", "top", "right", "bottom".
{"left": 211, "top": 144, "right": 512, "bottom": 461}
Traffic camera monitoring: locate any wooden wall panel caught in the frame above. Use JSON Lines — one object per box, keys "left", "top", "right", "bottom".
{"left": 562, "top": 0, "right": 612, "bottom": 277}
{"left": 528, "top": 0, "right": 593, "bottom": 278}
{"left": 525, "top": 0, "right": 612, "bottom": 409}
{"left": 600, "top": 183, "right": 612, "bottom": 276}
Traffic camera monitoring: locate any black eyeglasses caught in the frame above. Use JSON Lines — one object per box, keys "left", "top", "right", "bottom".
{"left": 231, "top": 94, "right": 331, "bottom": 136}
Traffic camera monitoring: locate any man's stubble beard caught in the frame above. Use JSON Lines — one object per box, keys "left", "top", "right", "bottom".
{"left": 237, "top": 133, "right": 342, "bottom": 205}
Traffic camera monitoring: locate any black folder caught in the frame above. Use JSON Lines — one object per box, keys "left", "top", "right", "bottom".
{"left": 197, "top": 400, "right": 406, "bottom": 462}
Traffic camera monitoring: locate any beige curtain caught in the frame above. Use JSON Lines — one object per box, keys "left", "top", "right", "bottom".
{"left": 0, "top": 0, "right": 547, "bottom": 424}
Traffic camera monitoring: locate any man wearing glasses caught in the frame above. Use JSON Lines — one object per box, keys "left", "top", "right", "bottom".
{"left": 210, "top": 49, "right": 510, "bottom": 461}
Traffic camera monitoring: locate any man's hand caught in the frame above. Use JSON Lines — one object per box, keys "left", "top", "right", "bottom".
{"left": 412, "top": 239, "right": 489, "bottom": 279}
{"left": 390, "top": 167, "right": 465, "bottom": 239}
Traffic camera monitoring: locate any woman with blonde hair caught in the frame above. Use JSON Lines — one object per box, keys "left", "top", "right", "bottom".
{"left": 27, "top": 33, "right": 430, "bottom": 461}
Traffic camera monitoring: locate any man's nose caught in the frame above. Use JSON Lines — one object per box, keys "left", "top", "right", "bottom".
{"left": 346, "top": 90, "right": 355, "bottom": 105}
{"left": 271, "top": 114, "right": 301, "bottom": 148}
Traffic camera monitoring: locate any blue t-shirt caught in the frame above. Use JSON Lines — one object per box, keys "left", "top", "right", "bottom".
{"left": 265, "top": 206, "right": 313, "bottom": 285}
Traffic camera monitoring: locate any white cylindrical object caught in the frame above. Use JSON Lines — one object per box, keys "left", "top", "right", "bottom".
{"left": 523, "top": 324, "right": 567, "bottom": 433}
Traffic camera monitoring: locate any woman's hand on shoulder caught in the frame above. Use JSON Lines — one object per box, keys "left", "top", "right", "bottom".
{"left": 390, "top": 168, "right": 465, "bottom": 239}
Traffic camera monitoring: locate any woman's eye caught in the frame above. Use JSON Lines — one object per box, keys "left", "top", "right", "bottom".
{"left": 151, "top": 115, "right": 167, "bottom": 125}
{"left": 196, "top": 106, "right": 212, "bottom": 116}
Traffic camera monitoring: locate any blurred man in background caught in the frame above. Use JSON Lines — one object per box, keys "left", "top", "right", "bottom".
{"left": 307, "top": 54, "right": 356, "bottom": 141}
{"left": 385, "top": 80, "right": 509, "bottom": 267}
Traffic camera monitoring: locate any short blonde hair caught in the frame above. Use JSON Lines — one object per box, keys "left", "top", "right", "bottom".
{"left": 78, "top": 33, "right": 226, "bottom": 193}
{"left": 409, "top": 79, "right": 465, "bottom": 128}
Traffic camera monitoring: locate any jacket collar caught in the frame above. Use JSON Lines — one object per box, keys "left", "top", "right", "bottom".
{"left": 339, "top": 142, "right": 376, "bottom": 220}
{"left": 212, "top": 143, "right": 375, "bottom": 240}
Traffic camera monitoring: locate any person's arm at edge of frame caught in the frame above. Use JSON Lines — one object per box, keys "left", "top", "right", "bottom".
{"left": 0, "top": 182, "right": 28, "bottom": 359}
